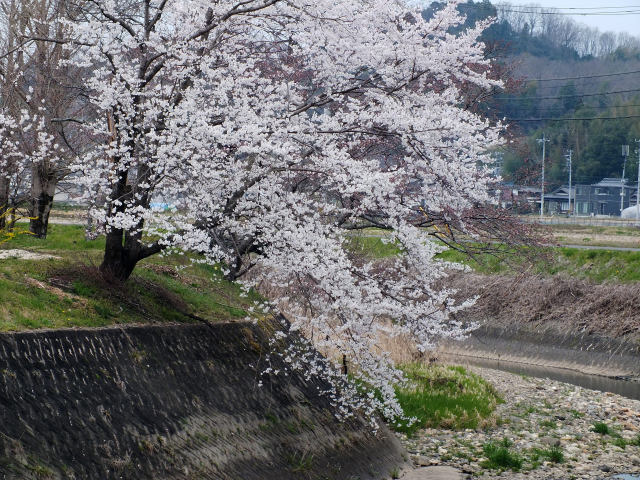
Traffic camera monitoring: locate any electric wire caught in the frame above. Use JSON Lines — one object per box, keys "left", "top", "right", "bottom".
{"left": 507, "top": 114, "right": 640, "bottom": 122}
{"left": 522, "top": 68, "right": 640, "bottom": 83}
{"left": 493, "top": 86, "right": 640, "bottom": 101}
{"left": 481, "top": 3, "right": 640, "bottom": 15}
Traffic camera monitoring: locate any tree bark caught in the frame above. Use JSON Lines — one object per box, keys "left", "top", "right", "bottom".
{"left": 100, "top": 226, "right": 164, "bottom": 282}
{"left": 99, "top": 230, "right": 140, "bottom": 282}
{"left": 29, "top": 166, "right": 57, "bottom": 238}
{"left": 0, "top": 176, "right": 9, "bottom": 231}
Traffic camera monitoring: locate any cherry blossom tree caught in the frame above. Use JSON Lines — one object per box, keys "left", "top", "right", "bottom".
{"left": 0, "top": 0, "right": 80, "bottom": 238}
{"left": 67, "top": 0, "right": 504, "bottom": 421}
{"left": 0, "top": 113, "right": 30, "bottom": 231}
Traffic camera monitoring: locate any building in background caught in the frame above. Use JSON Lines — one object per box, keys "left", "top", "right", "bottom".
{"left": 539, "top": 178, "right": 637, "bottom": 216}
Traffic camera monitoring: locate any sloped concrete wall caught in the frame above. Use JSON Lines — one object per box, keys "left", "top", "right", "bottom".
{"left": 439, "top": 324, "right": 640, "bottom": 379}
{"left": 0, "top": 323, "right": 405, "bottom": 479}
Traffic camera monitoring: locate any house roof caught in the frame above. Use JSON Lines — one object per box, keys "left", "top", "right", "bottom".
{"left": 593, "top": 178, "right": 631, "bottom": 187}
{"left": 547, "top": 186, "right": 575, "bottom": 198}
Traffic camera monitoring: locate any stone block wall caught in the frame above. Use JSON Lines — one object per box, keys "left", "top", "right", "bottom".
{"left": 0, "top": 323, "right": 404, "bottom": 479}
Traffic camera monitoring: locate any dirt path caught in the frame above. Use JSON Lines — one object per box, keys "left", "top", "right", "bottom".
{"left": 0, "top": 249, "right": 59, "bottom": 260}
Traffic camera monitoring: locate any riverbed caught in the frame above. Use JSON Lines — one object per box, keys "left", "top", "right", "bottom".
{"left": 439, "top": 354, "right": 640, "bottom": 401}
{"left": 399, "top": 366, "right": 640, "bottom": 479}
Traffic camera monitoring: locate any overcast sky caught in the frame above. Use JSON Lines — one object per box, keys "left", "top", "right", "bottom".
{"left": 507, "top": 1, "right": 640, "bottom": 36}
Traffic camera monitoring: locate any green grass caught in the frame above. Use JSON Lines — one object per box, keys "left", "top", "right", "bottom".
{"left": 613, "top": 437, "right": 629, "bottom": 449}
{"left": 341, "top": 227, "right": 640, "bottom": 283}
{"left": 0, "top": 224, "right": 262, "bottom": 330}
{"left": 592, "top": 422, "right": 612, "bottom": 435}
{"left": 551, "top": 248, "right": 640, "bottom": 282}
{"left": 435, "top": 248, "right": 513, "bottom": 274}
{"left": 531, "top": 445, "right": 564, "bottom": 464}
{"left": 391, "top": 364, "right": 502, "bottom": 436}
{"left": 343, "top": 234, "right": 403, "bottom": 259}
{"left": 437, "top": 244, "right": 640, "bottom": 283}
{"left": 2, "top": 223, "right": 105, "bottom": 252}
{"left": 539, "top": 419, "right": 557, "bottom": 429}
{"left": 286, "top": 451, "right": 314, "bottom": 473}
{"left": 481, "top": 438, "right": 523, "bottom": 471}
{"left": 607, "top": 433, "right": 640, "bottom": 449}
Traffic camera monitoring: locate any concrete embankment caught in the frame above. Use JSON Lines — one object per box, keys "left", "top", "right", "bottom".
{"left": 0, "top": 323, "right": 405, "bottom": 479}
{"left": 441, "top": 272, "right": 640, "bottom": 381}
{"left": 439, "top": 324, "right": 640, "bottom": 381}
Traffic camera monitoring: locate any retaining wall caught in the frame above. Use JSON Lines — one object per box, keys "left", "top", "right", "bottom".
{"left": 0, "top": 323, "right": 404, "bottom": 479}
{"left": 439, "top": 324, "right": 640, "bottom": 380}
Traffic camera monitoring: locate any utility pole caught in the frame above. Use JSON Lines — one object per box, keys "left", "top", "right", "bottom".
{"left": 622, "top": 144, "right": 630, "bottom": 215}
{"left": 636, "top": 140, "right": 640, "bottom": 221}
{"left": 538, "top": 134, "right": 550, "bottom": 217}
{"left": 565, "top": 150, "right": 573, "bottom": 216}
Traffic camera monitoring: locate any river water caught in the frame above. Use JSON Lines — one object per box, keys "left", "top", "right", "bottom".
{"left": 440, "top": 354, "right": 640, "bottom": 402}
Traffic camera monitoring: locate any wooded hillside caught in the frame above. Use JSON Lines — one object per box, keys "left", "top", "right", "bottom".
{"left": 426, "top": 1, "right": 640, "bottom": 188}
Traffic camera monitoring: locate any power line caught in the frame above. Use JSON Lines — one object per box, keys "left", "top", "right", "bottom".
{"left": 494, "top": 86, "right": 640, "bottom": 101}
{"left": 457, "top": 2, "right": 640, "bottom": 15}
{"left": 571, "top": 103, "right": 640, "bottom": 109}
{"left": 492, "top": 4, "right": 640, "bottom": 9}
{"left": 499, "top": 10, "right": 640, "bottom": 15}
{"left": 489, "top": 4, "right": 640, "bottom": 15}
{"left": 507, "top": 114, "right": 640, "bottom": 122}
{"left": 536, "top": 6, "right": 640, "bottom": 10}
{"left": 522, "top": 69, "right": 640, "bottom": 83}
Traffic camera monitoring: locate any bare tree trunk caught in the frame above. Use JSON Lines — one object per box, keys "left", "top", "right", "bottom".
{"left": 7, "top": 205, "right": 16, "bottom": 232}
{"left": 29, "top": 165, "right": 57, "bottom": 238}
{"left": 100, "top": 228, "right": 163, "bottom": 282}
{"left": 0, "top": 176, "right": 9, "bottom": 230}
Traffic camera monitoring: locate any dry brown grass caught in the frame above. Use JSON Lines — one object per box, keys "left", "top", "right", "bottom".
{"left": 445, "top": 271, "right": 640, "bottom": 341}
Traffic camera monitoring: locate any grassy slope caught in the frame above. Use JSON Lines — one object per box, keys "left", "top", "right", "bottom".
{"left": 0, "top": 224, "right": 260, "bottom": 331}
{"left": 438, "top": 247, "right": 640, "bottom": 283}
{"left": 345, "top": 229, "right": 640, "bottom": 283}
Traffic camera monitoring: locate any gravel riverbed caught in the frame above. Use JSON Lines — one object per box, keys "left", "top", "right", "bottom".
{"left": 398, "top": 366, "right": 640, "bottom": 479}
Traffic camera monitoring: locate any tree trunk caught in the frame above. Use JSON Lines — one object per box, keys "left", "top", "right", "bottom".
{"left": 0, "top": 176, "right": 9, "bottom": 231}
{"left": 100, "top": 226, "right": 163, "bottom": 282}
{"left": 29, "top": 167, "right": 57, "bottom": 238}
{"left": 99, "top": 229, "right": 139, "bottom": 282}
{"left": 29, "top": 191, "right": 55, "bottom": 238}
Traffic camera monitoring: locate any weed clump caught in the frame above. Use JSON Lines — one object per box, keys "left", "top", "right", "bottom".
{"left": 532, "top": 445, "right": 564, "bottom": 464}
{"left": 481, "top": 438, "right": 523, "bottom": 471}
{"left": 592, "top": 422, "right": 611, "bottom": 435}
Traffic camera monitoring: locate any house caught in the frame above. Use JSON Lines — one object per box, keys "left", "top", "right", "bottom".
{"left": 541, "top": 185, "right": 575, "bottom": 215}
{"left": 541, "top": 178, "right": 637, "bottom": 216}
